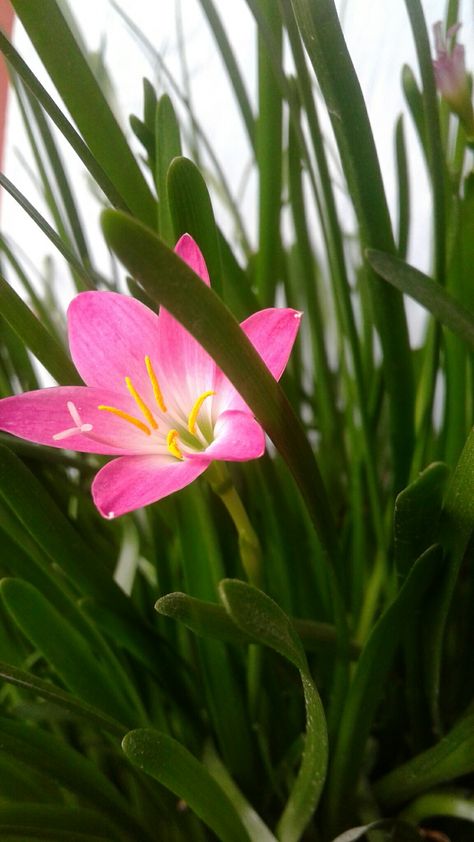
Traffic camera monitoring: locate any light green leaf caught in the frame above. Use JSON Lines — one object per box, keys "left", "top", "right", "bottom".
{"left": 122, "top": 729, "right": 251, "bottom": 842}
{"left": 366, "top": 250, "right": 474, "bottom": 350}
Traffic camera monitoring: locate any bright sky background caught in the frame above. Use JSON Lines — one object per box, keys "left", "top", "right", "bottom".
{"left": 2, "top": 0, "right": 473, "bottom": 344}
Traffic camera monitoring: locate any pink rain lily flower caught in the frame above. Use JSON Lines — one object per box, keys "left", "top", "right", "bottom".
{"left": 0, "top": 235, "right": 301, "bottom": 518}
{"left": 433, "top": 21, "right": 474, "bottom": 138}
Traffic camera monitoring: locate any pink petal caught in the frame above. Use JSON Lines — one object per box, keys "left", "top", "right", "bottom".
{"left": 174, "top": 234, "right": 210, "bottom": 285}
{"left": 156, "top": 238, "right": 215, "bottom": 416}
{"left": 0, "top": 387, "right": 162, "bottom": 454}
{"left": 188, "top": 410, "right": 265, "bottom": 463}
{"left": 68, "top": 291, "right": 162, "bottom": 400}
{"left": 213, "top": 308, "right": 302, "bottom": 415}
{"left": 92, "top": 454, "right": 209, "bottom": 518}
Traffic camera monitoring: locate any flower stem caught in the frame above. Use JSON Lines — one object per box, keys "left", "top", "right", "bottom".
{"left": 206, "top": 462, "right": 263, "bottom": 587}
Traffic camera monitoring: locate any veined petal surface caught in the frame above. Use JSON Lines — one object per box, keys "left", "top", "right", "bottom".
{"left": 0, "top": 386, "right": 159, "bottom": 454}
{"left": 68, "top": 291, "right": 162, "bottom": 401}
{"left": 213, "top": 307, "right": 302, "bottom": 415}
{"left": 92, "top": 453, "right": 209, "bottom": 518}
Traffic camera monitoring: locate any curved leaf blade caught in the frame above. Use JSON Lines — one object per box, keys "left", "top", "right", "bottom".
{"left": 122, "top": 729, "right": 251, "bottom": 842}
{"left": 367, "top": 249, "right": 474, "bottom": 350}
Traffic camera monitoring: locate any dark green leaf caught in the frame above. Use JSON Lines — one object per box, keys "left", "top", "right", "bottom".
{"left": 290, "top": 0, "right": 414, "bottom": 489}
{"left": 155, "top": 94, "right": 182, "bottom": 245}
{"left": 323, "top": 544, "right": 444, "bottom": 834}
{"left": 0, "top": 659, "right": 124, "bottom": 735}
{"left": 219, "top": 580, "right": 328, "bottom": 841}
{"left": 394, "top": 462, "right": 449, "bottom": 578}
{"left": 1, "top": 578, "right": 134, "bottom": 725}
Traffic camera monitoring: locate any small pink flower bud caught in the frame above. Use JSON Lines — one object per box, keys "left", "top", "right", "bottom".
{"left": 433, "top": 22, "right": 474, "bottom": 139}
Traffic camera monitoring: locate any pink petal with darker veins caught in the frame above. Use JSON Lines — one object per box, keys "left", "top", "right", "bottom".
{"left": 213, "top": 307, "right": 302, "bottom": 415}
{"left": 68, "top": 291, "right": 162, "bottom": 401}
{"left": 155, "top": 236, "right": 216, "bottom": 415}
{"left": 92, "top": 453, "right": 209, "bottom": 518}
{"left": 0, "top": 386, "right": 157, "bottom": 454}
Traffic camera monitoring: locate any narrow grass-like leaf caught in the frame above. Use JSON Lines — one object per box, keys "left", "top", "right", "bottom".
{"left": 1, "top": 578, "right": 135, "bottom": 725}
{"left": 219, "top": 580, "right": 328, "bottom": 841}
{"left": 0, "top": 173, "right": 95, "bottom": 289}
{"left": 426, "top": 427, "right": 474, "bottom": 730}
{"left": 375, "top": 711, "right": 474, "bottom": 807}
{"left": 330, "top": 821, "right": 419, "bottom": 842}
{"left": 203, "top": 743, "right": 277, "bottom": 842}
{"left": 11, "top": 0, "right": 156, "bottom": 227}
{"left": 367, "top": 250, "right": 474, "bottom": 350}
{"left": 0, "top": 717, "right": 148, "bottom": 840}
{"left": 0, "top": 445, "right": 134, "bottom": 615}
{"left": 155, "top": 94, "right": 182, "bottom": 245}
{"left": 394, "top": 462, "right": 449, "bottom": 578}
{"left": 167, "top": 156, "right": 222, "bottom": 296}
{"left": 0, "top": 659, "right": 125, "bottom": 735}
{"left": 400, "top": 791, "right": 474, "bottom": 824}
{"left": 176, "top": 487, "right": 256, "bottom": 787}
{"left": 323, "top": 544, "right": 444, "bottom": 835}
{"left": 81, "top": 597, "right": 197, "bottom": 719}
{"left": 0, "top": 805, "right": 126, "bottom": 842}
{"left": 21, "top": 84, "right": 93, "bottom": 270}
{"left": 255, "top": 0, "right": 282, "bottom": 305}
{"left": 122, "top": 729, "right": 251, "bottom": 842}
{"left": 0, "top": 273, "right": 80, "bottom": 385}
{"left": 290, "top": 0, "right": 414, "bottom": 489}
{"left": 100, "top": 209, "right": 340, "bottom": 566}
{"left": 0, "top": 31, "right": 127, "bottom": 210}
{"left": 404, "top": 0, "right": 446, "bottom": 283}
{"left": 395, "top": 115, "right": 410, "bottom": 259}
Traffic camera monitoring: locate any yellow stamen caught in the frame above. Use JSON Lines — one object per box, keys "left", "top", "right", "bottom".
{"left": 98, "top": 405, "right": 151, "bottom": 435}
{"left": 125, "top": 376, "right": 158, "bottom": 429}
{"left": 145, "top": 355, "right": 167, "bottom": 413}
{"left": 188, "top": 390, "right": 215, "bottom": 434}
{"left": 167, "top": 429, "right": 183, "bottom": 460}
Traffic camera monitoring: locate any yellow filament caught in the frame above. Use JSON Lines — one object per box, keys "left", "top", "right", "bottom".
{"left": 145, "top": 355, "right": 167, "bottom": 413}
{"left": 125, "top": 376, "right": 158, "bottom": 429}
{"left": 188, "top": 390, "right": 215, "bottom": 434}
{"left": 98, "top": 405, "right": 151, "bottom": 436}
{"left": 167, "top": 429, "right": 183, "bottom": 460}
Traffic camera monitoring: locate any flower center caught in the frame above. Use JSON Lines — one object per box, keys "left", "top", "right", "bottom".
{"left": 53, "top": 355, "right": 215, "bottom": 460}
